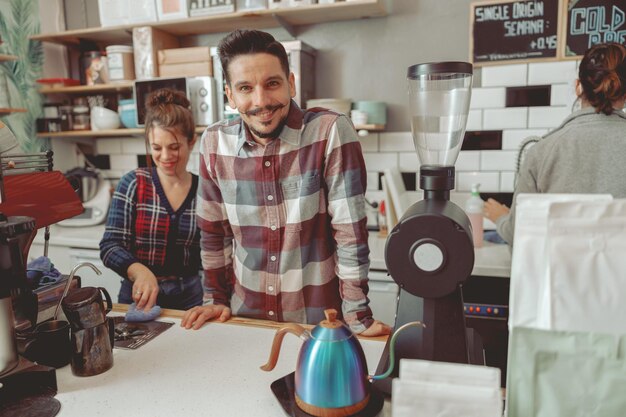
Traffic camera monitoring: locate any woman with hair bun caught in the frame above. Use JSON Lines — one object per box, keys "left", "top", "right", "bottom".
{"left": 483, "top": 42, "right": 626, "bottom": 245}
{"left": 100, "top": 88, "right": 203, "bottom": 310}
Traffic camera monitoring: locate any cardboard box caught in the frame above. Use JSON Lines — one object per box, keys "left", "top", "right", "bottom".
{"left": 158, "top": 47, "right": 212, "bottom": 65}
{"left": 133, "top": 27, "right": 180, "bottom": 80}
{"left": 156, "top": 0, "right": 189, "bottom": 21}
{"left": 64, "top": 0, "right": 101, "bottom": 30}
{"left": 98, "top": 0, "right": 157, "bottom": 26}
{"left": 158, "top": 61, "right": 213, "bottom": 77}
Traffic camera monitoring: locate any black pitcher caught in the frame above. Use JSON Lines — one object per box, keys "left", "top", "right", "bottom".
{"left": 62, "top": 287, "right": 114, "bottom": 377}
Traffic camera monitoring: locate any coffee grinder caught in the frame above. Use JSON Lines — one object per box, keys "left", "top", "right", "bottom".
{"left": 374, "top": 62, "right": 477, "bottom": 395}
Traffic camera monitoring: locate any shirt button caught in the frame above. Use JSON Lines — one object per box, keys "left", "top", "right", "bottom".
{"left": 267, "top": 195, "right": 274, "bottom": 201}
{"left": 268, "top": 286, "right": 274, "bottom": 292}
{"left": 270, "top": 225, "right": 277, "bottom": 231}
{"left": 264, "top": 161, "right": 271, "bottom": 167}
{"left": 270, "top": 255, "right": 277, "bottom": 261}
{"left": 268, "top": 310, "right": 275, "bottom": 316}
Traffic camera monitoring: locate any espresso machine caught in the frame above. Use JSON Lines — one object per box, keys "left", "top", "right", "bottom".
{"left": 0, "top": 150, "right": 83, "bottom": 410}
{"left": 374, "top": 62, "right": 479, "bottom": 395}
{"left": 0, "top": 198, "right": 57, "bottom": 406}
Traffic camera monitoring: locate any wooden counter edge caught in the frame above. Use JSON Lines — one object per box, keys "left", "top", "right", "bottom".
{"left": 111, "top": 303, "right": 388, "bottom": 342}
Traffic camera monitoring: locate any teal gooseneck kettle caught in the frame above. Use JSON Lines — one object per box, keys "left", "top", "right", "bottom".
{"left": 261, "top": 309, "right": 423, "bottom": 417}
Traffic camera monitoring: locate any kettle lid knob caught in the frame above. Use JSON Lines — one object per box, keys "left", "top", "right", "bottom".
{"left": 321, "top": 309, "right": 342, "bottom": 329}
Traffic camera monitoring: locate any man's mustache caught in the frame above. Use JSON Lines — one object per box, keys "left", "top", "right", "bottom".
{"left": 242, "top": 103, "right": 286, "bottom": 116}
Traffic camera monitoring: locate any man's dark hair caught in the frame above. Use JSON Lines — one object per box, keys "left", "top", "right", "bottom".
{"left": 217, "top": 29, "right": 290, "bottom": 85}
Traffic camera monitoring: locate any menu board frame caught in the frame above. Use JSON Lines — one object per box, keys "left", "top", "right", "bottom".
{"left": 470, "top": 0, "right": 564, "bottom": 66}
{"left": 561, "top": 0, "right": 626, "bottom": 59}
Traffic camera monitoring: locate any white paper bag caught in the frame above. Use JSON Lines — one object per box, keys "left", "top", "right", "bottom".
{"left": 509, "top": 193, "right": 612, "bottom": 330}
{"left": 546, "top": 199, "right": 626, "bottom": 334}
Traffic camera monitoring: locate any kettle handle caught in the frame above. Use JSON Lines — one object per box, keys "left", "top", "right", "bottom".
{"left": 260, "top": 323, "right": 307, "bottom": 372}
{"left": 370, "top": 321, "right": 426, "bottom": 381}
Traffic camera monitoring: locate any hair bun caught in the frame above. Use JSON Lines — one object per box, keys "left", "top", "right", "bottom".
{"left": 146, "top": 88, "right": 191, "bottom": 110}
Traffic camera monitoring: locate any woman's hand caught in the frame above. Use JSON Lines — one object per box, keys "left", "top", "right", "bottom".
{"left": 483, "top": 198, "right": 510, "bottom": 223}
{"left": 181, "top": 304, "right": 232, "bottom": 330}
{"left": 127, "top": 263, "right": 159, "bottom": 311}
{"left": 360, "top": 320, "right": 392, "bottom": 337}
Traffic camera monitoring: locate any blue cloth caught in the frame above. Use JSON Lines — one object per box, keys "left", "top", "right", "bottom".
{"left": 125, "top": 302, "right": 162, "bottom": 322}
{"left": 484, "top": 230, "right": 507, "bottom": 245}
{"left": 26, "top": 256, "right": 62, "bottom": 287}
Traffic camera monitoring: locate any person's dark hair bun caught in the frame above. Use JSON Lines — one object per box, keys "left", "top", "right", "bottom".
{"left": 578, "top": 43, "right": 626, "bottom": 115}
{"left": 146, "top": 88, "right": 191, "bottom": 110}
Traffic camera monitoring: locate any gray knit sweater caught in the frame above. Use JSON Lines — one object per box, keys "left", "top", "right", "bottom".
{"left": 497, "top": 107, "right": 626, "bottom": 244}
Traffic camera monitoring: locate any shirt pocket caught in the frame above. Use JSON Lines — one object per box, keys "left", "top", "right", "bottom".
{"left": 280, "top": 174, "right": 321, "bottom": 233}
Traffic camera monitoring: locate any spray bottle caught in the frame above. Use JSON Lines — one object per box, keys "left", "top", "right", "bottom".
{"left": 465, "top": 183, "right": 484, "bottom": 247}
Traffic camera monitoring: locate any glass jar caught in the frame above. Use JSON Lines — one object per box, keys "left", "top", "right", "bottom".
{"left": 73, "top": 102, "right": 90, "bottom": 131}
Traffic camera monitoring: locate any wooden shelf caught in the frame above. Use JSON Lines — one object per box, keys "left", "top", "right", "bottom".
{"left": 0, "top": 54, "right": 18, "bottom": 62}
{"left": 354, "top": 123, "right": 385, "bottom": 131}
{"left": 39, "top": 81, "right": 133, "bottom": 94}
{"left": 29, "top": 0, "right": 387, "bottom": 46}
{"left": 0, "top": 108, "right": 27, "bottom": 115}
{"left": 37, "top": 126, "right": 207, "bottom": 138}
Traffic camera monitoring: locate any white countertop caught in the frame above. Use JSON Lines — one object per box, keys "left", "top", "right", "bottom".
{"left": 368, "top": 235, "right": 511, "bottom": 278}
{"left": 53, "top": 313, "right": 387, "bottom": 417}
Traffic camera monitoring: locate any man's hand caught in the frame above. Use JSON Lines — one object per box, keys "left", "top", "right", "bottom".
{"left": 360, "top": 320, "right": 392, "bottom": 337}
{"left": 181, "top": 305, "right": 232, "bottom": 330}
{"left": 483, "top": 198, "right": 510, "bottom": 223}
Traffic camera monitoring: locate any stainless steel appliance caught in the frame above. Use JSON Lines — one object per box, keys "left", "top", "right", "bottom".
{"left": 134, "top": 76, "right": 217, "bottom": 126}
{"left": 374, "top": 62, "right": 479, "bottom": 395}
{"left": 58, "top": 167, "right": 110, "bottom": 227}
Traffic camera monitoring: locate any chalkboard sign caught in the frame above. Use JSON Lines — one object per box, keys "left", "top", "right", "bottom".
{"left": 471, "top": 0, "right": 561, "bottom": 64}
{"left": 564, "top": 0, "right": 626, "bottom": 57}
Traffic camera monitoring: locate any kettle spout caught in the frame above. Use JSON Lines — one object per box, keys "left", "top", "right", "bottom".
{"left": 260, "top": 323, "right": 309, "bottom": 372}
{"left": 370, "top": 321, "right": 426, "bottom": 381}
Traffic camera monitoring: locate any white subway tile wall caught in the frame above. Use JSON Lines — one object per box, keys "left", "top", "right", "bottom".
{"left": 455, "top": 151, "right": 480, "bottom": 171}
{"left": 93, "top": 61, "right": 582, "bottom": 202}
{"left": 457, "top": 172, "right": 500, "bottom": 192}
{"left": 528, "top": 106, "right": 571, "bottom": 128}
{"left": 527, "top": 61, "right": 577, "bottom": 85}
{"left": 379, "top": 132, "right": 414, "bottom": 152}
{"left": 480, "top": 150, "right": 517, "bottom": 171}
{"left": 358, "top": 132, "right": 379, "bottom": 152}
{"left": 481, "top": 64, "right": 527, "bottom": 87}
{"left": 470, "top": 87, "right": 506, "bottom": 109}
{"left": 109, "top": 154, "right": 138, "bottom": 171}
{"left": 96, "top": 138, "right": 123, "bottom": 154}
{"left": 121, "top": 137, "right": 148, "bottom": 154}
{"left": 502, "top": 129, "right": 547, "bottom": 150}
{"left": 398, "top": 151, "right": 420, "bottom": 172}
{"left": 483, "top": 107, "right": 528, "bottom": 130}
{"left": 466, "top": 109, "right": 483, "bottom": 131}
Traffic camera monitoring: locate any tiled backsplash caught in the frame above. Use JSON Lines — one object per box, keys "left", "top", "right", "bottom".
{"left": 92, "top": 60, "right": 583, "bottom": 206}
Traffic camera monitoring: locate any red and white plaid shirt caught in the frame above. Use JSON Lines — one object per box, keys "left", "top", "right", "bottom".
{"left": 198, "top": 101, "right": 373, "bottom": 331}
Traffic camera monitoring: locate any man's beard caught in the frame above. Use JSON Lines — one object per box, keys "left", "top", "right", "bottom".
{"left": 244, "top": 103, "right": 289, "bottom": 139}
{"left": 248, "top": 116, "right": 288, "bottom": 139}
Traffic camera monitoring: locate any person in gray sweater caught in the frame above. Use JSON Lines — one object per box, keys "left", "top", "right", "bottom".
{"left": 483, "top": 42, "right": 626, "bottom": 245}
